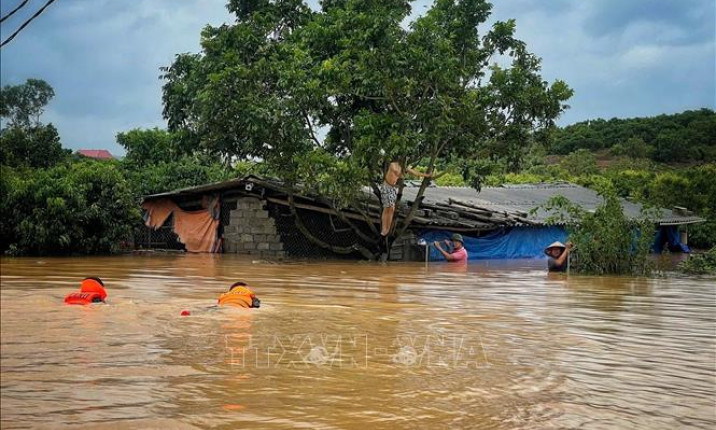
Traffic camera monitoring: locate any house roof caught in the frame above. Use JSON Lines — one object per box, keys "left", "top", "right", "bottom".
{"left": 77, "top": 149, "right": 115, "bottom": 160}
{"left": 143, "top": 177, "right": 706, "bottom": 229}
{"left": 399, "top": 182, "right": 706, "bottom": 226}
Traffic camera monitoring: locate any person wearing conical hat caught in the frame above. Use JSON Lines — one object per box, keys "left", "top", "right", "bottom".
{"left": 433, "top": 233, "right": 468, "bottom": 263}
{"left": 545, "top": 241, "right": 573, "bottom": 272}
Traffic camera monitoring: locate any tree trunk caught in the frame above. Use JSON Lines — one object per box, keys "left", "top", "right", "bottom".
{"left": 288, "top": 194, "right": 376, "bottom": 260}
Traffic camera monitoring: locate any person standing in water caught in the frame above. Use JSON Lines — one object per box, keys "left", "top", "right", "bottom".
{"left": 545, "top": 241, "right": 573, "bottom": 272}
{"left": 433, "top": 234, "right": 469, "bottom": 263}
{"left": 379, "top": 159, "right": 435, "bottom": 238}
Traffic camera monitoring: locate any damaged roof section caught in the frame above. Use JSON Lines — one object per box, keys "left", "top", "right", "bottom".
{"left": 400, "top": 182, "right": 706, "bottom": 227}
{"left": 143, "top": 177, "right": 705, "bottom": 232}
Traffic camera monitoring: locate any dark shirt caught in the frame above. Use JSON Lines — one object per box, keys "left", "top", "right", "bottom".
{"left": 548, "top": 257, "right": 566, "bottom": 272}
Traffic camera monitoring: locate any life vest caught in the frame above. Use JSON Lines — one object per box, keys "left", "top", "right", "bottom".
{"left": 80, "top": 278, "right": 108, "bottom": 301}
{"left": 218, "top": 286, "right": 260, "bottom": 308}
{"left": 64, "top": 292, "right": 103, "bottom": 305}
{"left": 64, "top": 278, "right": 108, "bottom": 305}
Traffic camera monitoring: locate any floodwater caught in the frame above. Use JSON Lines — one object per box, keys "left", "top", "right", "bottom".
{"left": 1, "top": 255, "right": 714, "bottom": 430}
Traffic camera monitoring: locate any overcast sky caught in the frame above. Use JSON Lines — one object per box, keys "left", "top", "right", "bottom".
{"left": 1, "top": 0, "right": 714, "bottom": 155}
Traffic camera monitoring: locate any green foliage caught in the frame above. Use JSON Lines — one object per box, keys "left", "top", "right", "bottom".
{"left": 677, "top": 247, "right": 716, "bottom": 275}
{"left": 0, "top": 78, "right": 235, "bottom": 256}
{"left": 161, "top": 0, "right": 572, "bottom": 223}
{"left": 2, "top": 161, "right": 140, "bottom": 255}
{"left": 434, "top": 172, "right": 466, "bottom": 187}
{"left": 550, "top": 109, "right": 716, "bottom": 163}
{"left": 541, "top": 192, "right": 655, "bottom": 276}
{"left": 560, "top": 149, "right": 599, "bottom": 176}
{"left": 116, "top": 126, "right": 235, "bottom": 200}
{"left": 613, "top": 163, "right": 716, "bottom": 249}
{"left": 0, "top": 79, "right": 55, "bottom": 128}
{"left": 117, "top": 128, "right": 196, "bottom": 167}
{"left": 0, "top": 124, "right": 70, "bottom": 168}
{"left": 0, "top": 79, "right": 69, "bottom": 169}
{"left": 123, "top": 156, "right": 234, "bottom": 198}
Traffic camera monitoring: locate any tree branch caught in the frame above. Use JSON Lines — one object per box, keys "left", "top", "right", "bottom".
{"left": 302, "top": 109, "right": 322, "bottom": 147}
{"left": 315, "top": 196, "right": 379, "bottom": 244}
{"left": 395, "top": 154, "right": 438, "bottom": 239}
{"left": 288, "top": 194, "right": 375, "bottom": 259}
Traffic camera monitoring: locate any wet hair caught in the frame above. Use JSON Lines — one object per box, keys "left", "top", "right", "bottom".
{"left": 229, "top": 281, "right": 248, "bottom": 292}
{"left": 83, "top": 276, "right": 104, "bottom": 286}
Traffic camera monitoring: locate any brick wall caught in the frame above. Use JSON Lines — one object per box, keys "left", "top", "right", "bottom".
{"left": 223, "top": 197, "right": 285, "bottom": 258}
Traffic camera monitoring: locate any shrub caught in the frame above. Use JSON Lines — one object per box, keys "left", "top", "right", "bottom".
{"left": 123, "top": 156, "right": 233, "bottom": 198}
{"left": 560, "top": 149, "right": 599, "bottom": 176}
{"left": 678, "top": 247, "right": 716, "bottom": 275}
{"left": 434, "top": 172, "right": 466, "bottom": 187}
{"left": 541, "top": 192, "right": 655, "bottom": 276}
{"left": 3, "top": 160, "right": 140, "bottom": 255}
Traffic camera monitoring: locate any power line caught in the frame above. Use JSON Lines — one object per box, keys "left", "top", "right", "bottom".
{"left": 1, "top": 0, "right": 31, "bottom": 23}
{"left": 1, "top": 0, "right": 58, "bottom": 49}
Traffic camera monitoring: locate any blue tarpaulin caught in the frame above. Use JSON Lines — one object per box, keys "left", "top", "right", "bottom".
{"left": 419, "top": 226, "right": 568, "bottom": 261}
{"left": 653, "top": 225, "right": 690, "bottom": 253}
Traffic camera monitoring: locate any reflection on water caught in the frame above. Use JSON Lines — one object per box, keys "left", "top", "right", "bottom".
{"left": 1, "top": 254, "right": 715, "bottom": 429}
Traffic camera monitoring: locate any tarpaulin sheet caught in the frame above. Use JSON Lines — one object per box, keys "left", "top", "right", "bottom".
{"left": 653, "top": 225, "right": 690, "bottom": 253}
{"left": 419, "top": 226, "right": 568, "bottom": 261}
{"left": 142, "top": 198, "right": 219, "bottom": 253}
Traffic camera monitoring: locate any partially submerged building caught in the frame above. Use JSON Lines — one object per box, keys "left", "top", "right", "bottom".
{"left": 139, "top": 177, "right": 705, "bottom": 261}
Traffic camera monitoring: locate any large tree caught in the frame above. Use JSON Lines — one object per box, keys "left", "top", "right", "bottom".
{"left": 0, "top": 79, "right": 69, "bottom": 168}
{"left": 0, "top": 79, "right": 55, "bottom": 129}
{"left": 162, "top": 0, "right": 572, "bottom": 257}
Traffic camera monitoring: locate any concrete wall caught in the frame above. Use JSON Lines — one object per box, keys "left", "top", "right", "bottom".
{"left": 223, "top": 197, "right": 285, "bottom": 258}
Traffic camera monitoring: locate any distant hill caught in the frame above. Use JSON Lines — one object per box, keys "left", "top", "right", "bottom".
{"left": 550, "top": 109, "right": 716, "bottom": 163}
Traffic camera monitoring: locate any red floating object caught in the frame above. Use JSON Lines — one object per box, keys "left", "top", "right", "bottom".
{"left": 64, "top": 292, "right": 103, "bottom": 305}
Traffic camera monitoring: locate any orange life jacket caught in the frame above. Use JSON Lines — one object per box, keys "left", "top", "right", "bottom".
{"left": 80, "top": 278, "right": 108, "bottom": 301}
{"left": 64, "top": 278, "right": 108, "bottom": 305}
{"left": 64, "top": 292, "right": 103, "bottom": 305}
{"left": 218, "top": 286, "right": 259, "bottom": 308}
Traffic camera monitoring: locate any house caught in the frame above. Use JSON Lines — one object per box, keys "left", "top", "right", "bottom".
{"left": 399, "top": 182, "right": 704, "bottom": 260}
{"left": 76, "top": 149, "right": 115, "bottom": 160}
{"left": 139, "top": 177, "right": 705, "bottom": 260}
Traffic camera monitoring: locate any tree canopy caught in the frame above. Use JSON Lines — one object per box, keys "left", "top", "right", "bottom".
{"left": 0, "top": 79, "right": 69, "bottom": 168}
{"left": 161, "top": 0, "right": 572, "bottom": 251}
{"left": 0, "top": 79, "right": 55, "bottom": 129}
{"left": 550, "top": 109, "right": 716, "bottom": 163}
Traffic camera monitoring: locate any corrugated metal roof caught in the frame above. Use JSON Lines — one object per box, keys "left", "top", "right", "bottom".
{"left": 144, "top": 178, "right": 705, "bottom": 227}
{"left": 400, "top": 183, "right": 705, "bottom": 226}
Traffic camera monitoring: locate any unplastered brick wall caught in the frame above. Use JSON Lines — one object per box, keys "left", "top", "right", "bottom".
{"left": 223, "top": 197, "right": 285, "bottom": 258}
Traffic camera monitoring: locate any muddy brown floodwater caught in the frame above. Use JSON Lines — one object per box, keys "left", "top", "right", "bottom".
{"left": 1, "top": 254, "right": 714, "bottom": 429}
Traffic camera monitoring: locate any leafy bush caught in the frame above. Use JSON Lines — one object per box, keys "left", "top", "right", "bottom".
{"left": 541, "top": 192, "right": 655, "bottom": 276}
{"left": 434, "top": 172, "right": 466, "bottom": 187}
{"left": 0, "top": 124, "right": 70, "bottom": 168}
{"left": 123, "top": 156, "right": 233, "bottom": 199}
{"left": 2, "top": 161, "right": 140, "bottom": 255}
{"left": 560, "top": 149, "right": 599, "bottom": 176}
{"left": 678, "top": 247, "right": 716, "bottom": 275}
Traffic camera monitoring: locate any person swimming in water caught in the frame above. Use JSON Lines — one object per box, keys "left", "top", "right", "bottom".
{"left": 217, "top": 281, "right": 261, "bottom": 308}
{"left": 180, "top": 281, "right": 261, "bottom": 316}
{"left": 64, "top": 277, "right": 108, "bottom": 305}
